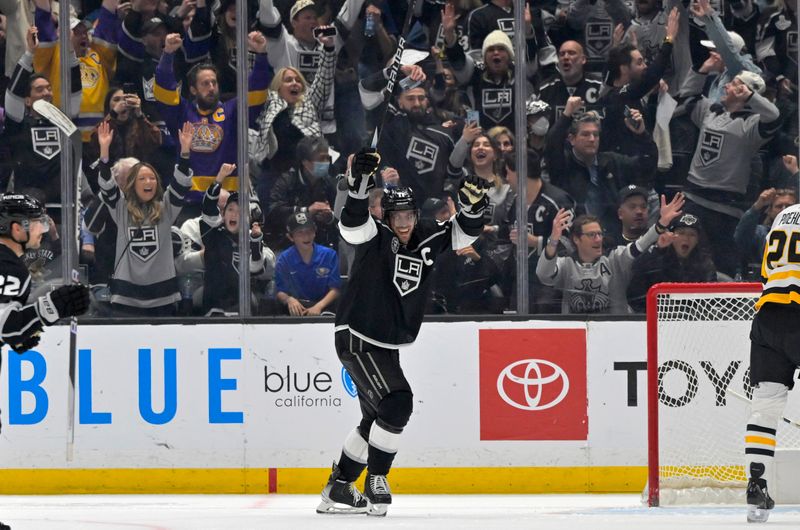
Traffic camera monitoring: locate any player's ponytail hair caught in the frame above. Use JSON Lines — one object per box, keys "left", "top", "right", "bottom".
{"left": 123, "top": 162, "right": 164, "bottom": 226}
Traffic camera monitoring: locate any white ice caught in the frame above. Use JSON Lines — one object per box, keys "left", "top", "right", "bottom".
{"left": 1, "top": 494, "right": 799, "bottom": 529}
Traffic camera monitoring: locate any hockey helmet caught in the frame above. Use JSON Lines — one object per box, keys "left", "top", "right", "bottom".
{"left": 0, "top": 193, "right": 47, "bottom": 236}
{"left": 381, "top": 186, "right": 417, "bottom": 223}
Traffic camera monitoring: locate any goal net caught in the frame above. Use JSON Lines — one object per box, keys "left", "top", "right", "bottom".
{"left": 646, "top": 283, "right": 800, "bottom": 506}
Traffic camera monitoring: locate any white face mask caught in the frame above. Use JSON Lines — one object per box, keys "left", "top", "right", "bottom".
{"left": 529, "top": 116, "right": 550, "bottom": 137}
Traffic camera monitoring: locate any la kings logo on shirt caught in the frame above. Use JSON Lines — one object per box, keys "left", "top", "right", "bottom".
{"left": 393, "top": 254, "right": 423, "bottom": 296}
{"left": 298, "top": 51, "right": 321, "bottom": 80}
{"left": 699, "top": 130, "right": 724, "bottom": 166}
{"left": 497, "top": 18, "right": 514, "bottom": 37}
{"left": 407, "top": 136, "right": 439, "bottom": 174}
{"left": 482, "top": 89, "right": 512, "bottom": 123}
{"left": 31, "top": 127, "right": 61, "bottom": 160}
{"left": 129, "top": 226, "right": 159, "bottom": 262}
{"left": 585, "top": 22, "right": 613, "bottom": 58}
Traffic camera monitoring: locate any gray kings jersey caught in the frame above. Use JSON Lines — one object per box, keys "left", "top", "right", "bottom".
{"left": 103, "top": 173, "right": 190, "bottom": 308}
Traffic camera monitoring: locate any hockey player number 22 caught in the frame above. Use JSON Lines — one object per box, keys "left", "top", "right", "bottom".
{"left": 0, "top": 275, "right": 22, "bottom": 297}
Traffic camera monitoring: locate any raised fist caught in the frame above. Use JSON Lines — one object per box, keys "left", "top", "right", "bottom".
{"left": 37, "top": 284, "right": 91, "bottom": 325}
{"left": 347, "top": 148, "right": 381, "bottom": 199}
{"left": 458, "top": 174, "right": 492, "bottom": 215}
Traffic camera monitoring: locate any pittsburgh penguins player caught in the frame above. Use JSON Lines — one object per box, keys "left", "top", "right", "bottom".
{"left": 744, "top": 201, "right": 800, "bottom": 523}
{"left": 0, "top": 194, "right": 90, "bottom": 529}
{"left": 317, "top": 149, "right": 489, "bottom": 516}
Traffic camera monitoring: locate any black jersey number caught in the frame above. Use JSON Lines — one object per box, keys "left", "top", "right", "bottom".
{"left": 765, "top": 230, "right": 800, "bottom": 269}
{"left": 0, "top": 274, "right": 22, "bottom": 296}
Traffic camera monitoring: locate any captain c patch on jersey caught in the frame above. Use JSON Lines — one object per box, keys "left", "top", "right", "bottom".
{"left": 393, "top": 254, "right": 423, "bottom": 296}
{"left": 129, "top": 226, "right": 159, "bottom": 262}
{"left": 699, "top": 130, "right": 724, "bottom": 166}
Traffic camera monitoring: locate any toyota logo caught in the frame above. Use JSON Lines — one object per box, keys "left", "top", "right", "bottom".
{"left": 496, "top": 359, "right": 570, "bottom": 411}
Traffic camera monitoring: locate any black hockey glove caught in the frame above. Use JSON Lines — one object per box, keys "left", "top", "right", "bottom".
{"left": 9, "top": 330, "right": 42, "bottom": 354}
{"left": 457, "top": 175, "right": 492, "bottom": 216}
{"left": 36, "top": 284, "right": 91, "bottom": 325}
{"left": 346, "top": 148, "right": 381, "bottom": 199}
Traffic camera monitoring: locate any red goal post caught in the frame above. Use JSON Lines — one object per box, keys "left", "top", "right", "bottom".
{"left": 646, "top": 282, "right": 762, "bottom": 507}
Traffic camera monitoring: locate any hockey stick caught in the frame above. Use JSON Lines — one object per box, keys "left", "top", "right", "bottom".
{"left": 32, "top": 99, "right": 82, "bottom": 461}
{"left": 371, "top": 0, "right": 422, "bottom": 148}
{"left": 726, "top": 387, "right": 800, "bottom": 430}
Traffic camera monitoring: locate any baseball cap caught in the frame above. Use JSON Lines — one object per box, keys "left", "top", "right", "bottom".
{"left": 700, "top": 31, "right": 745, "bottom": 54}
{"left": 735, "top": 70, "right": 766, "bottom": 95}
{"left": 671, "top": 213, "right": 702, "bottom": 232}
{"left": 420, "top": 197, "right": 448, "bottom": 220}
{"left": 290, "top": 0, "right": 316, "bottom": 20}
{"left": 287, "top": 211, "right": 315, "bottom": 233}
{"left": 618, "top": 185, "right": 649, "bottom": 204}
{"left": 141, "top": 17, "right": 167, "bottom": 34}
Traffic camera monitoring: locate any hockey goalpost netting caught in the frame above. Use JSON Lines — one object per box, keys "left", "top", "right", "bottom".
{"left": 645, "top": 282, "right": 800, "bottom": 507}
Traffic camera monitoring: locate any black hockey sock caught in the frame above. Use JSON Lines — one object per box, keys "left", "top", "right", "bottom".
{"left": 337, "top": 451, "right": 367, "bottom": 483}
{"left": 367, "top": 419, "right": 403, "bottom": 475}
{"left": 367, "top": 444, "right": 396, "bottom": 476}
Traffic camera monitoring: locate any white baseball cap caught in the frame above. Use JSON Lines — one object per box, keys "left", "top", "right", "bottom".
{"left": 701, "top": 31, "right": 745, "bottom": 54}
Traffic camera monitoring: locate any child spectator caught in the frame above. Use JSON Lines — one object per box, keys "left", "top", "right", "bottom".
{"left": 275, "top": 211, "right": 340, "bottom": 316}
{"left": 200, "top": 163, "right": 276, "bottom": 315}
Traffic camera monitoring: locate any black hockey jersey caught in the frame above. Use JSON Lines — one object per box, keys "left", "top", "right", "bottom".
{"left": 0, "top": 244, "right": 45, "bottom": 352}
{"left": 467, "top": 2, "right": 516, "bottom": 56}
{"left": 375, "top": 107, "right": 463, "bottom": 205}
{"left": 335, "top": 196, "right": 483, "bottom": 348}
{"left": 535, "top": 75, "right": 604, "bottom": 124}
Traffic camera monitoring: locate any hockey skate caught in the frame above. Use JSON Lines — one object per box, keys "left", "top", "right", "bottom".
{"left": 316, "top": 463, "right": 367, "bottom": 515}
{"left": 746, "top": 477, "right": 774, "bottom": 523}
{"left": 364, "top": 473, "right": 392, "bottom": 516}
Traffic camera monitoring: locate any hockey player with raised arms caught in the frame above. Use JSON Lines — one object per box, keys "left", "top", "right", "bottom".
{"left": 317, "top": 149, "right": 489, "bottom": 516}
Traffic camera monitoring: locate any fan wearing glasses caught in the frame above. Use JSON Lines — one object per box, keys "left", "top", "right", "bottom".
{"left": 536, "top": 192, "right": 685, "bottom": 315}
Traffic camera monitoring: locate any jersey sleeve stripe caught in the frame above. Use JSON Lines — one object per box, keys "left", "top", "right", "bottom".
{"left": 450, "top": 218, "right": 475, "bottom": 250}
{"left": 338, "top": 216, "right": 378, "bottom": 245}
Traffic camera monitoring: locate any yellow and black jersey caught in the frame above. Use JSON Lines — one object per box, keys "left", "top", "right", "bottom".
{"left": 756, "top": 203, "right": 800, "bottom": 310}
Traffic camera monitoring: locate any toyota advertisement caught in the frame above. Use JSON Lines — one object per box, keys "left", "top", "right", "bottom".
{"left": 479, "top": 328, "right": 588, "bottom": 441}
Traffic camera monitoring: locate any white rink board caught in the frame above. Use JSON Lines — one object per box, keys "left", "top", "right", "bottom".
{"left": 0, "top": 321, "right": 654, "bottom": 469}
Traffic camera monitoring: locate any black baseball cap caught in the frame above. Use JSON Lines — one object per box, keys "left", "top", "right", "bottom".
{"left": 420, "top": 197, "right": 448, "bottom": 220}
{"left": 618, "top": 185, "right": 649, "bottom": 204}
{"left": 671, "top": 213, "right": 702, "bottom": 232}
{"left": 142, "top": 17, "right": 167, "bottom": 34}
{"left": 287, "top": 211, "right": 316, "bottom": 233}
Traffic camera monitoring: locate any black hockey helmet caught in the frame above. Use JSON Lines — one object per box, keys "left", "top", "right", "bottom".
{"left": 381, "top": 186, "right": 417, "bottom": 223}
{"left": 0, "top": 193, "right": 47, "bottom": 236}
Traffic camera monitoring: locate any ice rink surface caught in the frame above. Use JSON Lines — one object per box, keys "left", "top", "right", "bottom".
{"left": 1, "top": 494, "right": 800, "bottom": 530}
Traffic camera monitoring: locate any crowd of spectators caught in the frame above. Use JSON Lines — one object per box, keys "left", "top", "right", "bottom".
{"left": 0, "top": 0, "right": 796, "bottom": 317}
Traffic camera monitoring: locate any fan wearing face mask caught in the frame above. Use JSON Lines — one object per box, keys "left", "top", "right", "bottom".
{"left": 266, "top": 136, "right": 339, "bottom": 251}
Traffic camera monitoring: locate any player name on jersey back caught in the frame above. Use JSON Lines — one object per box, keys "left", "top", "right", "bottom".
{"left": 776, "top": 208, "right": 800, "bottom": 227}
{"left": 756, "top": 203, "right": 800, "bottom": 310}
